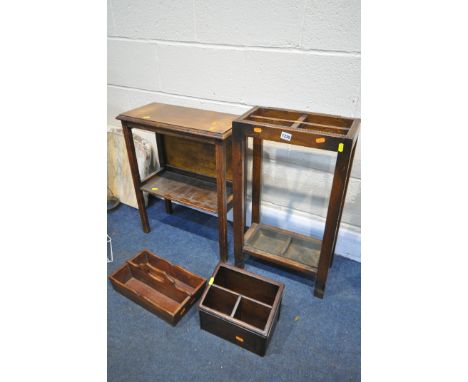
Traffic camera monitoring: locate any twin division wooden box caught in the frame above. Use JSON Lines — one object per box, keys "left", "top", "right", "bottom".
{"left": 198, "top": 263, "right": 284, "bottom": 356}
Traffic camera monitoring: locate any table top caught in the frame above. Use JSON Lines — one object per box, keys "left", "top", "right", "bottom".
{"left": 117, "top": 102, "right": 238, "bottom": 140}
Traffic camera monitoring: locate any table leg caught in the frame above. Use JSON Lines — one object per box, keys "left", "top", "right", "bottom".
{"left": 215, "top": 141, "right": 228, "bottom": 262}
{"left": 232, "top": 125, "right": 246, "bottom": 268}
{"left": 314, "top": 142, "right": 353, "bottom": 298}
{"left": 243, "top": 137, "right": 249, "bottom": 233}
{"left": 122, "top": 123, "right": 150, "bottom": 233}
{"left": 155, "top": 133, "right": 173, "bottom": 214}
{"left": 164, "top": 199, "right": 173, "bottom": 214}
{"left": 251, "top": 137, "right": 263, "bottom": 224}
{"left": 329, "top": 137, "right": 358, "bottom": 268}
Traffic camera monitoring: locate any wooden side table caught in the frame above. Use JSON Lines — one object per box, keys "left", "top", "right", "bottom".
{"left": 117, "top": 103, "right": 237, "bottom": 262}
{"left": 231, "top": 106, "right": 360, "bottom": 298}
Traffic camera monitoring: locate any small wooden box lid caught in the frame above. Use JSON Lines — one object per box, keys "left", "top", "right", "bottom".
{"left": 117, "top": 102, "right": 237, "bottom": 140}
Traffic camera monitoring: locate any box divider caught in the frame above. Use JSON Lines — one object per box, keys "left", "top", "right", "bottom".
{"left": 278, "top": 237, "right": 292, "bottom": 257}
{"left": 209, "top": 283, "right": 232, "bottom": 294}
{"left": 290, "top": 114, "right": 308, "bottom": 129}
{"left": 247, "top": 114, "right": 294, "bottom": 127}
{"left": 230, "top": 295, "right": 242, "bottom": 317}
{"left": 240, "top": 295, "right": 273, "bottom": 309}
{"left": 210, "top": 283, "right": 273, "bottom": 309}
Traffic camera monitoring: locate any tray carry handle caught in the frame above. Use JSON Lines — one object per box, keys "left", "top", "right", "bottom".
{"left": 133, "top": 262, "right": 177, "bottom": 285}
{"left": 146, "top": 268, "right": 176, "bottom": 287}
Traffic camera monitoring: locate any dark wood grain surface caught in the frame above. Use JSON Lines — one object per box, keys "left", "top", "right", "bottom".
{"left": 140, "top": 169, "right": 233, "bottom": 214}
{"left": 164, "top": 135, "right": 233, "bottom": 180}
{"left": 117, "top": 102, "right": 237, "bottom": 139}
{"left": 243, "top": 223, "right": 321, "bottom": 274}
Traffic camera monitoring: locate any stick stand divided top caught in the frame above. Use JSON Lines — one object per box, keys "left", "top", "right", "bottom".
{"left": 231, "top": 106, "right": 360, "bottom": 298}
{"left": 117, "top": 103, "right": 237, "bottom": 262}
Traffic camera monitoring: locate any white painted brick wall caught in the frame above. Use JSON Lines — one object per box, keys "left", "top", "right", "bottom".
{"left": 107, "top": 39, "right": 159, "bottom": 90}
{"left": 158, "top": 44, "right": 246, "bottom": 102}
{"left": 107, "top": 0, "right": 361, "bottom": 260}
{"left": 195, "top": 0, "right": 304, "bottom": 47}
{"left": 110, "top": 0, "right": 195, "bottom": 41}
{"left": 302, "top": 0, "right": 361, "bottom": 52}
{"left": 243, "top": 50, "right": 360, "bottom": 115}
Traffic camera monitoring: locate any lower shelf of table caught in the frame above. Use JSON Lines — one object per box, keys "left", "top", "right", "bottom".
{"left": 243, "top": 223, "right": 321, "bottom": 274}
{"left": 140, "top": 169, "right": 233, "bottom": 214}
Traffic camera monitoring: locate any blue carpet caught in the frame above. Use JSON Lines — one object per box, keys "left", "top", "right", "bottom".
{"left": 108, "top": 200, "right": 360, "bottom": 382}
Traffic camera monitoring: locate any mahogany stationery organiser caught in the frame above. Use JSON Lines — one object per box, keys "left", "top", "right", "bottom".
{"left": 231, "top": 106, "right": 360, "bottom": 298}
{"left": 109, "top": 250, "right": 206, "bottom": 325}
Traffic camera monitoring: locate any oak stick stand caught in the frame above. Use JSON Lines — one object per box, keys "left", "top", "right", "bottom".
{"left": 232, "top": 106, "right": 360, "bottom": 298}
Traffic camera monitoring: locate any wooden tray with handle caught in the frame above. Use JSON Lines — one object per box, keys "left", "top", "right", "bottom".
{"left": 109, "top": 250, "right": 206, "bottom": 325}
